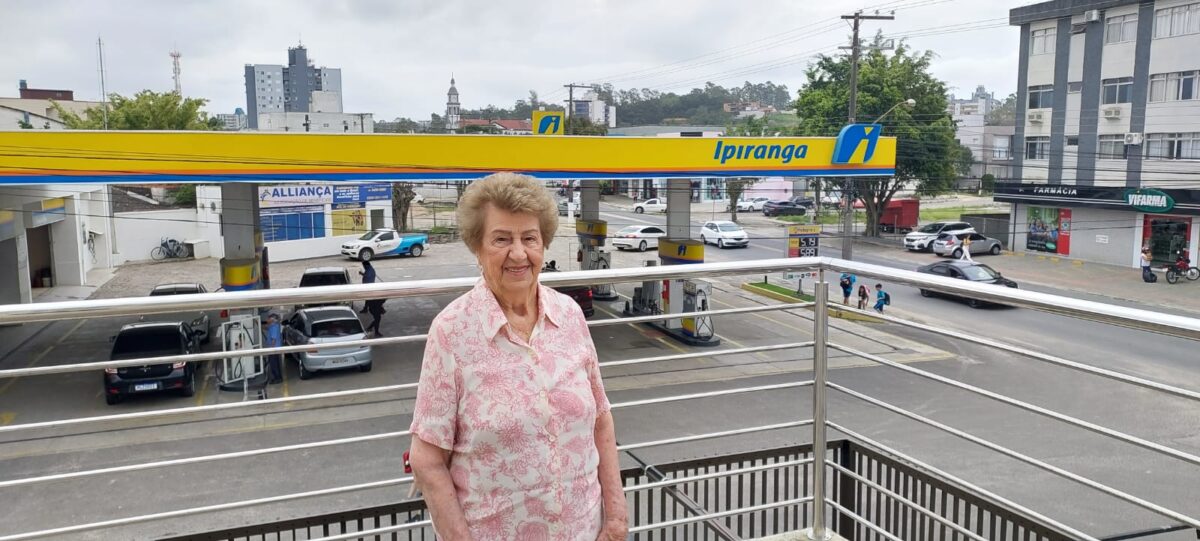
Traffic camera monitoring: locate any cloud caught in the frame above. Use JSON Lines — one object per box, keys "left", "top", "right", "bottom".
{"left": 0, "top": 0, "right": 1029, "bottom": 121}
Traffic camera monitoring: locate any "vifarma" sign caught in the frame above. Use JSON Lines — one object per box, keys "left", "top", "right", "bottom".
{"left": 1125, "top": 188, "right": 1175, "bottom": 213}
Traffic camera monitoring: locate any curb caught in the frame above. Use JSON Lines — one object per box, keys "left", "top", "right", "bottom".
{"left": 740, "top": 282, "right": 884, "bottom": 323}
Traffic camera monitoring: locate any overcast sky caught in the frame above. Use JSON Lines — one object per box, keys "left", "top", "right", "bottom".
{"left": 2, "top": 0, "right": 1037, "bottom": 121}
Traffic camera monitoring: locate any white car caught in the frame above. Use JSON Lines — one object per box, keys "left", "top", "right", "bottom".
{"left": 633, "top": 198, "right": 667, "bottom": 214}
{"left": 903, "top": 221, "right": 975, "bottom": 252}
{"left": 699, "top": 221, "right": 750, "bottom": 248}
{"left": 611, "top": 225, "right": 667, "bottom": 252}
{"left": 340, "top": 229, "right": 427, "bottom": 261}
{"left": 736, "top": 197, "right": 770, "bottom": 212}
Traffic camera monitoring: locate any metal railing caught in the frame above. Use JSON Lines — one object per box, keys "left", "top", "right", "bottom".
{"left": 0, "top": 257, "right": 1197, "bottom": 541}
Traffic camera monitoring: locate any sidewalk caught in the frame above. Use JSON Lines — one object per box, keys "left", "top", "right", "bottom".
{"left": 847, "top": 235, "right": 1200, "bottom": 316}
{"left": 0, "top": 268, "right": 117, "bottom": 364}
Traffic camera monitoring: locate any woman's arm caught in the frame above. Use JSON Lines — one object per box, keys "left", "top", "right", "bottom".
{"left": 593, "top": 411, "right": 628, "bottom": 540}
{"left": 410, "top": 436, "right": 472, "bottom": 541}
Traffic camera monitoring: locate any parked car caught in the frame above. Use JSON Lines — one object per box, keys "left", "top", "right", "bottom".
{"left": 104, "top": 322, "right": 200, "bottom": 405}
{"left": 699, "top": 220, "right": 750, "bottom": 248}
{"left": 762, "top": 198, "right": 810, "bottom": 217}
{"left": 903, "top": 221, "right": 975, "bottom": 252}
{"left": 282, "top": 306, "right": 372, "bottom": 379}
{"left": 611, "top": 225, "right": 667, "bottom": 252}
{"left": 542, "top": 261, "right": 593, "bottom": 317}
{"left": 296, "top": 267, "right": 353, "bottom": 310}
{"left": 932, "top": 232, "right": 1003, "bottom": 258}
{"left": 557, "top": 200, "right": 580, "bottom": 217}
{"left": 735, "top": 197, "right": 770, "bottom": 212}
{"left": 341, "top": 228, "right": 427, "bottom": 261}
{"left": 820, "top": 191, "right": 843, "bottom": 209}
{"left": 144, "top": 283, "right": 216, "bottom": 344}
{"left": 916, "top": 260, "right": 1018, "bottom": 308}
{"left": 633, "top": 198, "right": 667, "bottom": 214}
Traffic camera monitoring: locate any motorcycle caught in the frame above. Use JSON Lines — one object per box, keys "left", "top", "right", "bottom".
{"left": 1165, "top": 250, "right": 1200, "bottom": 284}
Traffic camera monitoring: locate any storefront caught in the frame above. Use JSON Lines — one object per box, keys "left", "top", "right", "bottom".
{"left": 995, "top": 184, "right": 1200, "bottom": 268}
{"left": 253, "top": 183, "right": 392, "bottom": 261}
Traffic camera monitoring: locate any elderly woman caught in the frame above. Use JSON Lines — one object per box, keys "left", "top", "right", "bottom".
{"left": 409, "top": 173, "right": 627, "bottom": 541}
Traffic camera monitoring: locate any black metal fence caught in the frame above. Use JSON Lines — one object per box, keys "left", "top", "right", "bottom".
{"left": 164, "top": 438, "right": 1151, "bottom": 541}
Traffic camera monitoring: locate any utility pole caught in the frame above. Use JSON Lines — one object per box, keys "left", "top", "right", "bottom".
{"left": 97, "top": 37, "right": 109, "bottom": 130}
{"left": 563, "top": 83, "right": 594, "bottom": 203}
{"left": 839, "top": 10, "right": 894, "bottom": 261}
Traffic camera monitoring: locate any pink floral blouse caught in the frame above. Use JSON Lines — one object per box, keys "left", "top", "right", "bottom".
{"left": 410, "top": 279, "right": 611, "bottom": 541}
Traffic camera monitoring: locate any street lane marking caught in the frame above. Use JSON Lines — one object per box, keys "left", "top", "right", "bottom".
{"left": 56, "top": 320, "right": 87, "bottom": 345}
{"left": 194, "top": 369, "right": 211, "bottom": 407}
{"left": 0, "top": 346, "right": 54, "bottom": 397}
{"left": 0, "top": 412, "right": 14, "bottom": 426}
{"left": 709, "top": 296, "right": 807, "bottom": 333}
{"left": 593, "top": 303, "right": 686, "bottom": 355}
{"left": 601, "top": 212, "right": 655, "bottom": 225}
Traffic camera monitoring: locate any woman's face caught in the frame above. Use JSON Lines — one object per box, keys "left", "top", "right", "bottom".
{"left": 476, "top": 204, "right": 545, "bottom": 299}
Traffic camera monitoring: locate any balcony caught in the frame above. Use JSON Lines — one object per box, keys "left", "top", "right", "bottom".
{"left": 0, "top": 258, "right": 1197, "bottom": 540}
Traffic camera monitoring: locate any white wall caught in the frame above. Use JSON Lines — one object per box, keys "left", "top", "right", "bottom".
{"left": 257, "top": 112, "right": 375, "bottom": 133}
{"left": 266, "top": 233, "right": 362, "bottom": 262}
{"left": 113, "top": 209, "right": 201, "bottom": 264}
{"left": 0, "top": 108, "right": 64, "bottom": 130}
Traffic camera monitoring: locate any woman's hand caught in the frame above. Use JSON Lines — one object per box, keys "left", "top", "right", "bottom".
{"left": 595, "top": 514, "right": 628, "bottom": 541}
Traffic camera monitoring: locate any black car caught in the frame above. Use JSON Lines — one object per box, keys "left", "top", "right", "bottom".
{"left": 104, "top": 322, "right": 200, "bottom": 405}
{"left": 542, "top": 261, "right": 594, "bottom": 318}
{"left": 916, "top": 260, "right": 1018, "bottom": 308}
{"left": 762, "top": 197, "right": 812, "bottom": 217}
{"left": 146, "top": 283, "right": 215, "bottom": 344}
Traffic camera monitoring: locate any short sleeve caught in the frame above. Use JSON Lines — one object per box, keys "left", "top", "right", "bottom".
{"left": 582, "top": 321, "right": 611, "bottom": 415}
{"left": 409, "top": 318, "right": 459, "bottom": 451}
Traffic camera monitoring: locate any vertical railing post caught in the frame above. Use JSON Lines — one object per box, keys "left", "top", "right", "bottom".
{"left": 804, "top": 273, "right": 831, "bottom": 541}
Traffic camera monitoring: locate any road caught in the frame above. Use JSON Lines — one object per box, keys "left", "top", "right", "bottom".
{"left": 0, "top": 203, "right": 1197, "bottom": 540}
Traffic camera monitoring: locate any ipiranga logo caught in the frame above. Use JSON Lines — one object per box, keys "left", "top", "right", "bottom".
{"left": 712, "top": 141, "right": 809, "bottom": 165}
{"left": 832, "top": 124, "right": 882, "bottom": 164}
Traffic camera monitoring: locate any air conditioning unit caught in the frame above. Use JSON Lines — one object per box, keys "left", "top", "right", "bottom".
{"left": 1085, "top": 9, "right": 1102, "bottom": 22}
{"left": 1028, "top": 111, "right": 1045, "bottom": 123}
{"left": 1124, "top": 132, "right": 1144, "bottom": 145}
{"left": 1103, "top": 107, "right": 1123, "bottom": 120}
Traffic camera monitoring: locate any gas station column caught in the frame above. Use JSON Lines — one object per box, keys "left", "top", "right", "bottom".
{"left": 656, "top": 177, "right": 715, "bottom": 345}
{"left": 219, "top": 183, "right": 261, "bottom": 292}
{"left": 576, "top": 181, "right": 617, "bottom": 300}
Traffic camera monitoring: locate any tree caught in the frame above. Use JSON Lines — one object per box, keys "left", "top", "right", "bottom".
{"left": 392, "top": 183, "right": 417, "bottom": 231}
{"left": 724, "top": 177, "right": 759, "bottom": 223}
{"left": 170, "top": 184, "right": 197, "bottom": 206}
{"left": 980, "top": 173, "right": 996, "bottom": 195}
{"left": 986, "top": 93, "right": 1017, "bottom": 126}
{"left": 17, "top": 119, "right": 33, "bottom": 129}
{"left": 52, "top": 90, "right": 219, "bottom": 130}
{"left": 954, "top": 143, "right": 975, "bottom": 177}
{"left": 567, "top": 116, "right": 607, "bottom": 135}
{"left": 793, "top": 36, "right": 959, "bottom": 236}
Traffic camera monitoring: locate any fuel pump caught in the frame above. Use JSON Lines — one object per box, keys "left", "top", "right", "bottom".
{"left": 218, "top": 314, "right": 265, "bottom": 399}
{"left": 681, "top": 279, "right": 714, "bottom": 340}
{"left": 624, "top": 260, "right": 663, "bottom": 316}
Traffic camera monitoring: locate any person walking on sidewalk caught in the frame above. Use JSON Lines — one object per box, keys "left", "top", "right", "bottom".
{"left": 358, "top": 261, "right": 377, "bottom": 313}
{"left": 365, "top": 298, "right": 386, "bottom": 337}
{"left": 1140, "top": 248, "right": 1156, "bottom": 283}
{"left": 873, "top": 283, "right": 890, "bottom": 314}
{"left": 960, "top": 234, "right": 973, "bottom": 261}
{"left": 839, "top": 272, "right": 857, "bottom": 305}
{"left": 857, "top": 284, "right": 870, "bottom": 310}
{"left": 264, "top": 313, "right": 283, "bottom": 384}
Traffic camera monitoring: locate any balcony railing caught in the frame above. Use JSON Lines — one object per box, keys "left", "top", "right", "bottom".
{"left": 0, "top": 257, "right": 1197, "bottom": 540}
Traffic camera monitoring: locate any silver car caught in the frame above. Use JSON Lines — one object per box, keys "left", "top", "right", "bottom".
{"left": 144, "top": 283, "right": 216, "bottom": 344}
{"left": 932, "top": 232, "right": 1003, "bottom": 258}
{"left": 282, "top": 306, "right": 372, "bottom": 379}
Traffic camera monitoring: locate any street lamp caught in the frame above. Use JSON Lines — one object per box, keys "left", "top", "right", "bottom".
{"left": 872, "top": 98, "right": 917, "bottom": 124}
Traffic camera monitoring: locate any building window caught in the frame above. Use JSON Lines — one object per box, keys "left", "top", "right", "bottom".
{"left": 1066, "top": 136, "right": 1079, "bottom": 146}
{"left": 1149, "top": 71, "right": 1199, "bottom": 102}
{"left": 1025, "top": 136, "right": 1051, "bottom": 160}
{"left": 1145, "top": 133, "right": 1200, "bottom": 159}
{"left": 1155, "top": 3, "right": 1200, "bottom": 38}
{"left": 1106, "top": 14, "right": 1138, "bottom": 43}
{"left": 1030, "top": 28, "right": 1056, "bottom": 55}
{"left": 993, "top": 137, "right": 1010, "bottom": 159}
{"left": 1098, "top": 134, "right": 1127, "bottom": 159}
{"left": 1028, "top": 85, "right": 1054, "bottom": 109}
{"left": 1067, "top": 82, "right": 1083, "bottom": 93}
{"left": 1102, "top": 77, "right": 1133, "bottom": 104}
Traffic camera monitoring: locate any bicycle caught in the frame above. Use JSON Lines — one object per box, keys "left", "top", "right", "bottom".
{"left": 151, "top": 237, "right": 190, "bottom": 260}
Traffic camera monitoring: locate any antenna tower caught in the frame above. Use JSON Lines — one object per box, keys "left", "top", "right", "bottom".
{"left": 170, "top": 49, "right": 182, "bottom": 94}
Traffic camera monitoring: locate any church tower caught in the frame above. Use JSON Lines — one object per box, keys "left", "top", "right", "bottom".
{"left": 445, "top": 76, "right": 461, "bottom": 132}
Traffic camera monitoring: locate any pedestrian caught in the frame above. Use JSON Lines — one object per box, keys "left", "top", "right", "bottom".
{"left": 960, "top": 234, "right": 973, "bottom": 261}
{"left": 359, "top": 261, "right": 376, "bottom": 313}
{"left": 839, "top": 272, "right": 856, "bottom": 305}
{"left": 264, "top": 313, "right": 283, "bottom": 384}
{"left": 1140, "top": 248, "right": 1157, "bottom": 283}
{"left": 857, "top": 284, "right": 869, "bottom": 310}
{"left": 873, "top": 283, "right": 890, "bottom": 314}
{"left": 365, "top": 298, "right": 386, "bottom": 337}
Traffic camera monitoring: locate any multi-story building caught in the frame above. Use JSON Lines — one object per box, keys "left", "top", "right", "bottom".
{"left": 998, "top": 0, "right": 1200, "bottom": 267}
{"left": 949, "top": 85, "right": 1015, "bottom": 181}
{"left": 215, "top": 108, "right": 248, "bottom": 131}
{"left": 244, "top": 46, "right": 343, "bottom": 129}
{"left": 568, "top": 90, "right": 616, "bottom": 128}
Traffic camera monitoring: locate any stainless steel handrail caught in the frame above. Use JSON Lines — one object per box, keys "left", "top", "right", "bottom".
{"left": 828, "top": 382, "right": 1200, "bottom": 529}
{"left": 829, "top": 342, "right": 1200, "bottom": 467}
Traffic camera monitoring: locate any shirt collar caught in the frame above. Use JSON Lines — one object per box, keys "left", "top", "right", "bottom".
{"left": 473, "top": 279, "right": 565, "bottom": 340}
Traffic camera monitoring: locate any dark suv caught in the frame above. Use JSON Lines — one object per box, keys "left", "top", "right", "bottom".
{"left": 104, "top": 322, "right": 200, "bottom": 405}
{"left": 762, "top": 197, "right": 812, "bottom": 217}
